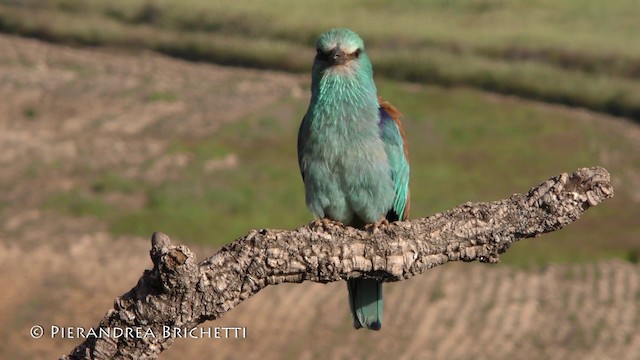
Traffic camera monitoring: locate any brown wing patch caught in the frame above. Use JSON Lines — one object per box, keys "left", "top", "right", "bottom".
{"left": 403, "top": 190, "right": 411, "bottom": 220}
{"left": 378, "top": 96, "right": 411, "bottom": 220}
{"left": 378, "top": 96, "right": 409, "bottom": 162}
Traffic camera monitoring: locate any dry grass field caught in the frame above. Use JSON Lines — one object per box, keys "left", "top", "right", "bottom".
{"left": 0, "top": 34, "right": 639, "bottom": 359}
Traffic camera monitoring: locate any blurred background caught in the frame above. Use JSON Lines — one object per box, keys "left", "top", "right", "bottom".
{"left": 0, "top": 0, "right": 638, "bottom": 359}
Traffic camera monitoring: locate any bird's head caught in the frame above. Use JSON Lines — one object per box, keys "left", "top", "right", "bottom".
{"left": 312, "top": 28, "right": 370, "bottom": 78}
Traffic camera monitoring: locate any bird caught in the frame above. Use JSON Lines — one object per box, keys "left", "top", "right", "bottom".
{"left": 297, "top": 28, "right": 410, "bottom": 330}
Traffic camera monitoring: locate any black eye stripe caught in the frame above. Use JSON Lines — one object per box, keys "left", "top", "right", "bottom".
{"left": 315, "top": 48, "right": 362, "bottom": 62}
{"left": 316, "top": 48, "right": 330, "bottom": 60}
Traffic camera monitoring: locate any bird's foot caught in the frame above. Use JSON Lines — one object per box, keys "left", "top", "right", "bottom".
{"left": 310, "top": 218, "right": 344, "bottom": 231}
{"left": 364, "top": 217, "right": 390, "bottom": 234}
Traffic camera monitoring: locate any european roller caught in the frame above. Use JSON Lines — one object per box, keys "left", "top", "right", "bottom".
{"left": 297, "top": 28, "right": 410, "bottom": 330}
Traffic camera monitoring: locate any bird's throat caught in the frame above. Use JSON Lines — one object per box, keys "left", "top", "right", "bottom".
{"left": 312, "top": 70, "right": 378, "bottom": 127}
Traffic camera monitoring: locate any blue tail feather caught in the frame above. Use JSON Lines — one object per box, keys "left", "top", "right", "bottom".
{"left": 347, "top": 278, "right": 383, "bottom": 330}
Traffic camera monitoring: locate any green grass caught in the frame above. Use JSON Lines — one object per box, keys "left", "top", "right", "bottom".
{"left": 22, "top": 105, "right": 38, "bottom": 120}
{"left": 1, "top": 0, "right": 640, "bottom": 119}
{"left": 90, "top": 173, "right": 137, "bottom": 194}
{"left": 147, "top": 91, "right": 178, "bottom": 102}
{"left": 46, "top": 98, "right": 313, "bottom": 244}
{"left": 46, "top": 190, "right": 117, "bottom": 219}
{"left": 44, "top": 82, "right": 640, "bottom": 266}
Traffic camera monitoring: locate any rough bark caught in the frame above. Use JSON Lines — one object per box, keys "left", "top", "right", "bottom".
{"left": 62, "top": 167, "right": 613, "bottom": 360}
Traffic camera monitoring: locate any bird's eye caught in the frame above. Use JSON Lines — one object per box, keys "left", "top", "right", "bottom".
{"left": 316, "top": 48, "right": 322, "bottom": 56}
{"left": 353, "top": 49, "right": 362, "bottom": 58}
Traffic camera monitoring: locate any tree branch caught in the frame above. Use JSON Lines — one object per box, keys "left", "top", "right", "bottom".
{"left": 62, "top": 167, "right": 613, "bottom": 360}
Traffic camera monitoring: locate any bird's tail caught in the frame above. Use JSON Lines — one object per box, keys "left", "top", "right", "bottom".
{"left": 347, "top": 279, "right": 383, "bottom": 330}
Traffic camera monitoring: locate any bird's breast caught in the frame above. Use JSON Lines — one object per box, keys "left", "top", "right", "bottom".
{"left": 300, "top": 110, "right": 395, "bottom": 224}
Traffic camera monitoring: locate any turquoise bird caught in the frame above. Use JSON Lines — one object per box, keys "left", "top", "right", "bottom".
{"left": 297, "top": 28, "right": 410, "bottom": 330}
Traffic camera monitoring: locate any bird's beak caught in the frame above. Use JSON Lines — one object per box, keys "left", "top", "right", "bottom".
{"left": 329, "top": 47, "right": 348, "bottom": 66}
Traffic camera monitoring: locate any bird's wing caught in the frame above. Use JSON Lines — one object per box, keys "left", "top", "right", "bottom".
{"left": 378, "top": 96, "right": 410, "bottom": 221}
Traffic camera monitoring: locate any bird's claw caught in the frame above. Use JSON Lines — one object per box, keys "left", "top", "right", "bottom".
{"left": 310, "top": 218, "right": 345, "bottom": 231}
{"left": 364, "top": 218, "right": 390, "bottom": 234}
